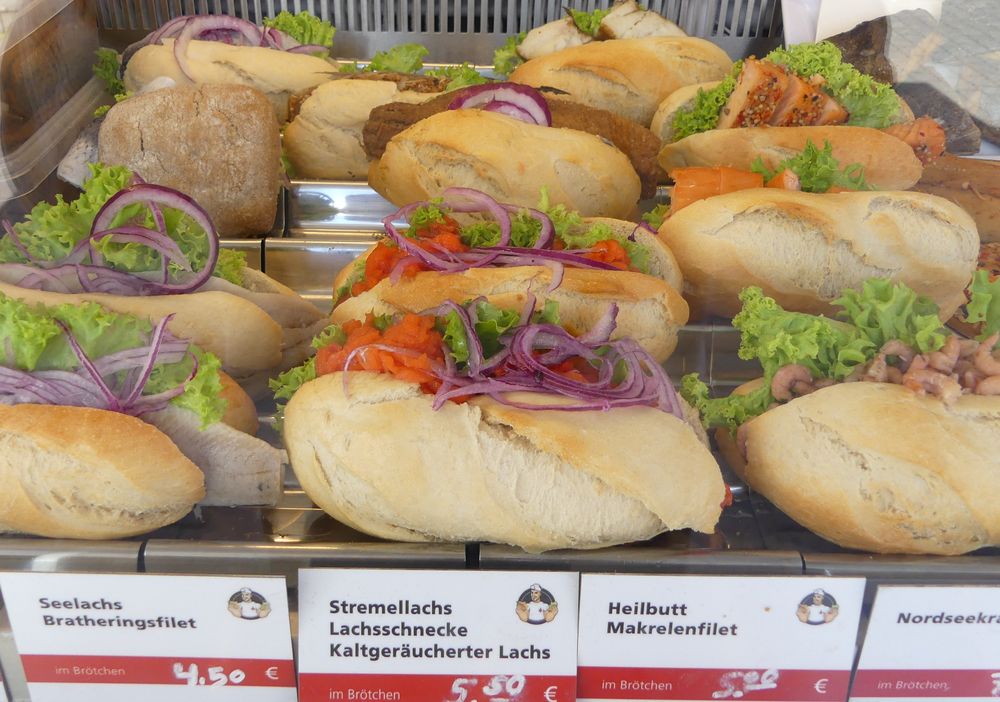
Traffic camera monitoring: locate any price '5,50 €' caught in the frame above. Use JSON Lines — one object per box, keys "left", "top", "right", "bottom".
{"left": 173, "top": 662, "right": 246, "bottom": 686}
{"left": 447, "top": 674, "right": 530, "bottom": 702}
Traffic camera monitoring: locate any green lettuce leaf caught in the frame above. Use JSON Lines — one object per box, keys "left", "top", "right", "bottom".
{"left": 764, "top": 41, "right": 903, "bottom": 128}
{"left": 0, "top": 294, "right": 225, "bottom": 426}
{"left": 751, "top": 139, "right": 871, "bottom": 192}
{"left": 833, "top": 279, "right": 946, "bottom": 353}
{"left": 681, "top": 373, "right": 774, "bottom": 433}
{"left": 641, "top": 204, "right": 670, "bottom": 230}
{"left": 568, "top": 8, "right": 610, "bottom": 36}
{"left": 426, "top": 63, "right": 489, "bottom": 91}
{"left": 441, "top": 311, "right": 470, "bottom": 364}
{"left": 440, "top": 301, "right": 523, "bottom": 365}
{"left": 333, "top": 257, "right": 368, "bottom": 306}
{"left": 409, "top": 202, "right": 447, "bottom": 229}
{"left": 963, "top": 270, "right": 1000, "bottom": 339}
{"left": 533, "top": 299, "right": 560, "bottom": 325}
{"left": 459, "top": 211, "right": 543, "bottom": 248}
{"left": 93, "top": 48, "right": 125, "bottom": 97}
{"left": 263, "top": 11, "right": 335, "bottom": 50}
{"left": 670, "top": 60, "right": 742, "bottom": 141}
{"left": 493, "top": 33, "right": 525, "bottom": 76}
{"left": 269, "top": 323, "right": 346, "bottom": 427}
{"left": 367, "top": 43, "right": 428, "bottom": 73}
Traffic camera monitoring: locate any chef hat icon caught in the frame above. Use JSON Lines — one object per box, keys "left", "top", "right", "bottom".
{"left": 813, "top": 589, "right": 826, "bottom": 596}
{"left": 240, "top": 587, "right": 252, "bottom": 595}
{"left": 530, "top": 583, "right": 542, "bottom": 592}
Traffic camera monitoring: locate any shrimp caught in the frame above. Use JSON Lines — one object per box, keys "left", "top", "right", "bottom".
{"left": 880, "top": 340, "right": 915, "bottom": 365}
{"left": 771, "top": 364, "right": 814, "bottom": 401}
{"left": 974, "top": 334, "right": 1000, "bottom": 376}
{"left": 902, "top": 370, "right": 963, "bottom": 404}
{"left": 863, "top": 354, "right": 889, "bottom": 382}
{"left": 976, "top": 376, "right": 1000, "bottom": 395}
{"left": 929, "top": 336, "right": 961, "bottom": 373}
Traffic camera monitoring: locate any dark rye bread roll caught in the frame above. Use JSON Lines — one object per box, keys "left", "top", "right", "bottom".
{"left": 0, "top": 405, "right": 205, "bottom": 539}
{"left": 99, "top": 84, "right": 280, "bottom": 238}
{"left": 741, "top": 382, "right": 1000, "bottom": 555}
{"left": 658, "top": 189, "right": 980, "bottom": 320}
{"left": 284, "top": 372, "right": 725, "bottom": 552}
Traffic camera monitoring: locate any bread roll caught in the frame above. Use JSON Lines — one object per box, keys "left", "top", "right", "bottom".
{"left": 123, "top": 38, "right": 333, "bottom": 122}
{"left": 658, "top": 189, "right": 979, "bottom": 320}
{"left": 509, "top": 37, "right": 732, "bottom": 126}
{"left": 0, "top": 405, "right": 204, "bottom": 539}
{"left": 658, "top": 126, "right": 924, "bottom": 190}
{"left": 332, "top": 266, "right": 689, "bottom": 363}
{"left": 99, "top": 84, "right": 280, "bottom": 237}
{"left": 368, "top": 109, "right": 642, "bottom": 218}
{"left": 284, "top": 372, "right": 725, "bottom": 552}
{"left": 913, "top": 154, "right": 1000, "bottom": 244}
{"left": 284, "top": 80, "right": 441, "bottom": 180}
{"left": 649, "top": 81, "right": 719, "bottom": 143}
{"left": 742, "top": 382, "right": 1000, "bottom": 555}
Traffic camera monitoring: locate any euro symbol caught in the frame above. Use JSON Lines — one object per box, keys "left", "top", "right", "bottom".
{"left": 265, "top": 666, "right": 279, "bottom": 681}
{"left": 814, "top": 678, "right": 829, "bottom": 694}
{"left": 544, "top": 685, "right": 558, "bottom": 702}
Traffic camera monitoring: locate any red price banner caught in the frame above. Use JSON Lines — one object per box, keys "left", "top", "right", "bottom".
{"left": 298, "top": 673, "right": 576, "bottom": 702}
{"left": 20, "top": 655, "right": 295, "bottom": 687}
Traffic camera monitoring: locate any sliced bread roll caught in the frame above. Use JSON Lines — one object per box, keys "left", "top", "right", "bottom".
{"left": 658, "top": 125, "right": 924, "bottom": 190}
{"left": 284, "top": 80, "right": 442, "bottom": 180}
{"left": 285, "top": 372, "right": 725, "bottom": 552}
{"left": 122, "top": 39, "right": 333, "bottom": 122}
{"left": 0, "top": 405, "right": 204, "bottom": 539}
{"left": 368, "top": 109, "right": 642, "bottom": 218}
{"left": 649, "top": 81, "right": 719, "bottom": 143}
{"left": 509, "top": 36, "right": 732, "bottom": 126}
{"left": 658, "top": 189, "right": 979, "bottom": 320}
{"left": 332, "top": 266, "right": 689, "bottom": 363}
{"left": 742, "top": 382, "right": 1000, "bottom": 555}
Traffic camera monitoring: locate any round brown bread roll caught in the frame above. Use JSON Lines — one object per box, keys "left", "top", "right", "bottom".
{"left": 284, "top": 372, "right": 725, "bottom": 552}
{"left": 658, "top": 189, "right": 979, "bottom": 320}
{"left": 368, "top": 109, "right": 642, "bottom": 218}
{"left": 509, "top": 37, "right": 732, "bottom": 126}
{"left": 741, "top": 382, "right": 1000, "bottom": 555}
{"left": 0, "top": 405, "right": 204, "bottom": 539}
{"left": 658, "top": 126, "right": 924, "bottom": 191}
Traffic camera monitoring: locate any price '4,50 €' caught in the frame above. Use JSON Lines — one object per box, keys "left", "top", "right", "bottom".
{"left": 173, "top": 662, "right": 247, "bottom": 686}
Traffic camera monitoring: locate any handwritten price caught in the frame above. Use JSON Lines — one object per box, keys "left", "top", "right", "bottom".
{"left": 172, "top": 662, "right": 246, "bottom": 686}
{"left": 447, "top": 674, "right": 527, "bottom": 702}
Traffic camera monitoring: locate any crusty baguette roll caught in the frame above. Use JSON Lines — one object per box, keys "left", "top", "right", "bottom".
{"left": 658, "top": 125, "right": 924, "bottom": 190}
{"left": 0, "top": 405, "right": 204, "bottom": 539}
{"left": 122, "top": 38, "right": 333, "bottom": 122}
{"left": 658, "top": 189, "right": 979, "bottom": 320}
{"left": 509, "top": 37, "right": 732, "bottom": 126}
{"left": 285, "top": 372, "right": 725, "bottom": 551}
{"left": 742, "top": 382, "right": 1000, "bottom": 555}
{"left": 333, "top": 266, "right": 689, "bottom": 363}
{"left": 99, "top": 84, "right": 280, "bottom": 238}
{"left": 368, "top": 109, "right": 642, "bottom": 218}
{"left": 285, "top": 80, "right": 441, "bottom": 180}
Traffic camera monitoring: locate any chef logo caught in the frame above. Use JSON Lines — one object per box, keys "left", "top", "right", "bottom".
{"left": 796, "top": 588, "right": 838, "bottom": 625}
{"left": 515, "top": 583, "right": 558, "bottom": 625}
{"left": 227, "top": 587, "right": 271, "bottom": 620}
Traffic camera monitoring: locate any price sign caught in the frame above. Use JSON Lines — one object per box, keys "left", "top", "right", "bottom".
{"left": 297, "top": 568, "right": 579, "bottom": 702}
{"left": 577, "top": 574, "right": 866, "bottom": 702}
{"left": 0, "top": 572, "right": 295, "bottom": 701}
{"left": 852, "top": 585, "right": 1000, "bottom": 700}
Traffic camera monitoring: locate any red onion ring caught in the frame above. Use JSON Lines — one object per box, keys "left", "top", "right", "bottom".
{"left": 448, "top": 83, "right": 552, "bottom": 127}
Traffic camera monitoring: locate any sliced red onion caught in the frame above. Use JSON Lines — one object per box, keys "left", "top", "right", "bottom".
{"left": 448, "top": 83, "right": 552, "bottom": 127}
{"left": 575, "top": 302, "right": 618, "bottom": 345}
{"left": 482, "top": 101, "right": 536, "bottom": 122}
{"left": 58, "top": 321, "right": 121, "bottom": 412}
{"left": 286, "top": 44, "right": 329, "bottom": 54}
{"left": 545, "top": 261, "right": 564, "bottom": 292}
{"left": 173, "top": 16, "right": 262, "bottom": 80}
{"left": 441, "top": 188, "right": 512, "bottom": 245}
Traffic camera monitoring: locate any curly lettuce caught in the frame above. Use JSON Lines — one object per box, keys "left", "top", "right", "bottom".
{"left": 539, "top": 191, "right": 650, "bottom": 274}
{"left": 568, "top": 8, "right": 610, "bottom": 36}
{"left": 0, "top": 294, "right": 225, "bottom": 426}
{"left": 367, "top": 43, "right": 428, "bottom": 73}
{"left": 0, "top": 163, "right": 245, "bottom": 285}
{"left": 493, "top": 33, "right": 525, "bottom": 76}
{"left": 963, "top": 270, "right": 1000, "bottom": 340}
{"left": 683, "top": 282, "right": 950, "bottom": 431}
{"left": 670, "top": 60, "right": 742, "bottom": 141}
{"left": 751, "top": 140, "right": 871, "bottom": 192}
{"left": 263, "top": 11, "right": 335, "bottom": 51}
{"left": 426, "top": 63, "right": 489, "bottom": 91}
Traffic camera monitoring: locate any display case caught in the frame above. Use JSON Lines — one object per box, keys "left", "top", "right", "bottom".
{"left": 1, "top": 0, "right": 999, "bottom": 699}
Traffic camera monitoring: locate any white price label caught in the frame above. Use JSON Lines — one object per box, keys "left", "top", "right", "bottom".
{"left": 0, "top": 572, "right": 295, "bottom": 702}
{"left": 852, "top": 585, "right": 1000, "bottom": 700}
{"left": 577, "top": 574, "right": 865, "bottom": 701}
{"left": 297, "top": 568, "right": 579, "bottom": 702}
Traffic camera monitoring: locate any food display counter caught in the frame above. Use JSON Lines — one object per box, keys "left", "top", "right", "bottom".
{"left": 1, "top": 0, "right": 1000, "bottom": 699}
